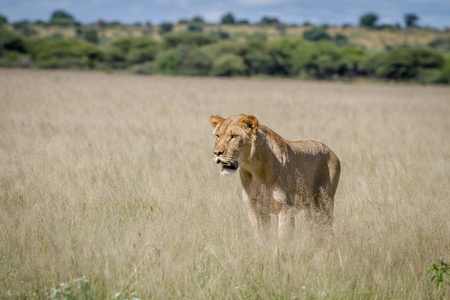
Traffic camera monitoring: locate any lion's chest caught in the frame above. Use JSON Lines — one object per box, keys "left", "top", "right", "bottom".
{"left": 241, "top": 177, "right": 288, "bottom": 214}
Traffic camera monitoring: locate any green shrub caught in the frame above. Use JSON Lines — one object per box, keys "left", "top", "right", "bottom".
{"left": 159, "top": 22, "right": 174, "bottom": 35}
{"left": 155, "top": 46, "right": 212, "bottom": 76}
{"left": 49, "top": 10, "right": 79, "bottom": 27}
{"left": 363, "top": 46, "right": 444, "bottom": 80}
{"left": 266, "top": 38, "right": 304, "bottom": 75}
{"left": 83, "top": 28, "right": 99, "bottom": 44}
{"left": 0, "top": 51, "right": 33, "bottom": 67}
{"left": 30, "top": 39, "right": 103, "bottom": 69}
{"left": 105, "top": 37, "right": 159, "bottom": 68}
{"left": 242, "top": 39, "right": 271, "bottom": 75}
{"left": 212, "top": 53, "right": 246, "bottom": 76}
{"left": 187, "top": 22, "right": 203, "bottom": 32}
{"left": 0, "top": 15, "right": 8, "bottom": 27}
{"left": 0, "top": 28, "right": 27, "bottom": 55}
{"left": 291, "top": 42, "right": 348, "bottom": 79}
{"left": 341, "top": 47, "right": 368, "bottom": 76}
{"left": 333, "top": 34, "right": 349, "bottom": 46}
{"left": 431, "top": 56, "right": 450, "bottom": 84}
{"left": 302, "top": 27, "right": 331, "bottom": 42}
{"left": 154, "top": 48, "right": 182, "bottom": 74}
{"left": 163, "top": 32, "right": 218, "bottom": 49}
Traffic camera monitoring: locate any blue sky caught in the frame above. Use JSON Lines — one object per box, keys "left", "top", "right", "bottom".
{"left": 1, "top": 0, "right": 449, "bottom": 28}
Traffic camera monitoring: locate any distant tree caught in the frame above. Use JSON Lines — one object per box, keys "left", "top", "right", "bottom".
{"left": 359, "top": 13, "right": 378, "bottom": 28}
{"left": 191, "top": 16, "right": 205, "bottom": 24}
{"left": 404, "top": 13, "right": 419, "bottom": 28}
{"left": 12, "top": 21, "right": 37, "bottom": 36}
{"left": 333, "top": 33, "right": 349, "bottom": 46}
{"left": 159, "top": 22, "right": 174, "bottom": 35}
{"left": 96, "top": 19, "right": 107, "bottom": 28}
{"left": 141, "top": 22, "right": 153, "bottom": 35}
{"left": 83, "top": 28, "right": 99, "bottom": 44}
{"left": 221, "top": 12, "right": 235, "bottom": 25}
{"left": 49, "top": 10, "right": 78, "bottom": 26}
{"left": 303, "top": 21, "right": 312, "bottom": 27}
{"left": 0, "top": 15, "right": 8, "bottom": 26}
{"left": 109, "top": 21, "right": 122, "bottom": 26}
{"left": 236, "top": 19, "right": 249, "bottom": 25}
{"left": 302, "top": 27, "right": 331, "bottom": 41}
{"left": 260, "top": 16, "right": 280, "bottom": 25}
{"left": 178, "top": 19, "right": 188, "bottom": 25}
{"left": 275, "top": 23, "right": 287, "bottom": 35}
{"left": 187, "top": 21, "right": 203, "bottom": 32}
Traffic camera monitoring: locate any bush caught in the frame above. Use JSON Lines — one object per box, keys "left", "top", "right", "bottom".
{"left": 291, "top": 42, "right": 348, "bottom": 79}
{"left": 431, "top": 56, "right": 450, "bottom": 84}
{"left": 163, "top": 32, "right": 218, "bottom": 49}
{"left": 0, "top": 28, "right": 27, "bottom": 55}
{"left": 187, "top": 22, "right": 203, "bottom": 32}
{"left": 12, "top": 21, "right": 37, "bottom": 36}
{"left": 30, "top": 39, "right": 103, "bottom": 69}
{"left": 155, "top": 46, "right": 212, "bottom": 76}
{"left": 0, "top": 51, "right": 33, "bottom": 68}
{"left": 105, "top": 37, "right": 159, "bottom": 68}
{"left": 302, "top": 27, "right": 331, "bottom": 42}
{"left": 266, "top": 38, "right": 304, "bottom": 75}
{"left": 159, "top": 22, "right": 174, "bottom": 35}
{"left": 341, "top": 47, "right": 368, "bottom": 76}
{"left": 363, "top": 46, "right": 444, "bottom": 80}
{"left": 212, "top": 54, "right": 246, "bottom": 76}
{"left": 49, "top": 10, "right": 78, "bottom": 27}
{"left": 83, "top": 28, "right": 99, "bottom": 44}
{"left": 154, "top": 49, "right": 182, "bottom": 74}
{"left": 0, "top": 15, "right": 8, "bottom": 26}
{"left": 333, "top": 34, "right": 349, "bottom": 46}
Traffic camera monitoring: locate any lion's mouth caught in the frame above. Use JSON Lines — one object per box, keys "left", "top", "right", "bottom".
{"left": 216, "top": 159, "right": 239, "bottom": 172}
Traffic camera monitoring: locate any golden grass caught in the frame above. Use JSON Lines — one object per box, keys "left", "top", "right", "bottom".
{"left": 1, "top": 69, "right": 449, "bottom": 298}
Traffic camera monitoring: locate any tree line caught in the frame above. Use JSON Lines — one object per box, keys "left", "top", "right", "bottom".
{"left": 0, "top": 10, "right": 449, "bottom": 84}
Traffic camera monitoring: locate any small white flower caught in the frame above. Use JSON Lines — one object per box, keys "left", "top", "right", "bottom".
{"left": 301, "top": 285, "right": 306, "bottom": 290}
{"left": 114, "top": 291, "right": 121, "bottom": 299}
{"left": 321, "top": 290, "right": 328, "bottom": 297}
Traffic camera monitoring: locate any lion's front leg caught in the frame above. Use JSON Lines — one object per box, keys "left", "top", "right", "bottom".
{"left": 247, "top": 202, "right": 271, "bottom": 240}
{"left": 277, "top": 205, "right": 295, "bottom": 242}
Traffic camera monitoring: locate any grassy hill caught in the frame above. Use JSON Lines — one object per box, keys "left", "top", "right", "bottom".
{"left": 9, "top": 23, "right": 450, "bottom": 51}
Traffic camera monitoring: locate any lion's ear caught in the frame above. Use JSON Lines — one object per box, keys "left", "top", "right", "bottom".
{"left": 209, "top": 115, "right": 225, "bottom": 130}
{"left": 240, "top": 115, "right": 258, "bottom": 134}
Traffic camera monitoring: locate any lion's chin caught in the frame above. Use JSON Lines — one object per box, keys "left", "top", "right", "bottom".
{"left": 220, "top": 167, "right": 237, "bottom": 176}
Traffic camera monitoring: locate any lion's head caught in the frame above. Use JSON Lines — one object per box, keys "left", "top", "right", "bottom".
{"left": 209, "top": 114, "right": 258, "bottom": 176}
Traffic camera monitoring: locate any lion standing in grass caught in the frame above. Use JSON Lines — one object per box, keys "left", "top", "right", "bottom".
{"left": 209, "top": 114, "right": 341, "bottom": 241}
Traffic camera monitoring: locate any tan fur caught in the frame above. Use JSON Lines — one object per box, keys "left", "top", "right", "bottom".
{"left": 209, "top": 114, "right": 341, "bottom": 241}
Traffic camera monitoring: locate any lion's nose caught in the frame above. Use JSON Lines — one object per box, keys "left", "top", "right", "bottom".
{"left": 214, "top": 150, "right": 224, "bottom": 156}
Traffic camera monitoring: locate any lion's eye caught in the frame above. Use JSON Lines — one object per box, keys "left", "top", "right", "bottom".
{"left": 231, "top": 135, "right": 238, "bottom": 139}
{"left": 215, "top": 135, "right": 219, "bottom": 140}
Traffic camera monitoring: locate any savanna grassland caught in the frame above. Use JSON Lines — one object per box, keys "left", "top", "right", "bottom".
{"left": 0, "top": 69, "right": 449, "bottom": 299}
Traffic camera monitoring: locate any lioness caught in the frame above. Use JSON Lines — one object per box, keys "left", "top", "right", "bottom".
{"left": 209, "top": 114, "right": 340, "bottom": 240}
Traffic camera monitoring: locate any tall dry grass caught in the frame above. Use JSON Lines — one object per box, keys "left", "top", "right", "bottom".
{"left": 0, "top": 69, "right": 449, "bottom": 299}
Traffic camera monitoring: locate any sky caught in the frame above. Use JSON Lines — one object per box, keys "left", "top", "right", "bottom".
{"left": 1, "top": 0, "right": 449, "bottom": 29}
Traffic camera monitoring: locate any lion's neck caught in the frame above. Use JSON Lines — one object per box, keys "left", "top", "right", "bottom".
{"left": 240, "top": 126, "right": 280, "bottom": 179}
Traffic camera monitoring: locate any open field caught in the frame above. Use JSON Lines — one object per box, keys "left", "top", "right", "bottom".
{"left": 0, "top": 69, "right": 449, "bottom": 298}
